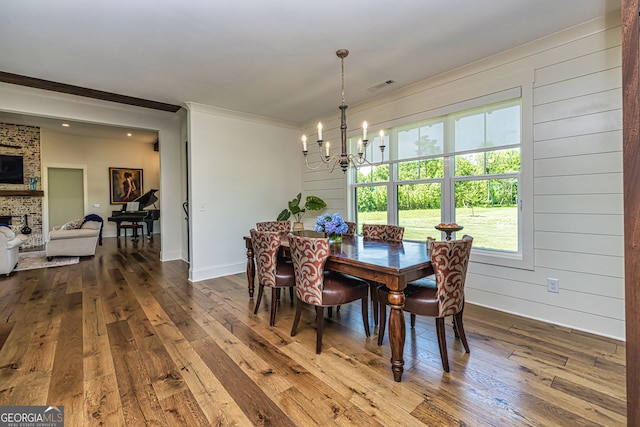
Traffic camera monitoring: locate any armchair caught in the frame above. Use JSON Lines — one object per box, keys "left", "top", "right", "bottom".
{"left": 288, "top": 233, "right": 370, "bottom": 354}
{"left": 0, "top": 226, "right": 24, "bottom": 275}
{"left": 363, "top": 224, "right": 405, "bottom": 325}
{"left": 378, "top": 235, "right": 473, "bottom": 372}
{"left": 250, "top": 228, "right": 295, "bottom": 326}
{"left": 256, "top": 220, "right": 291, "bottom": 233}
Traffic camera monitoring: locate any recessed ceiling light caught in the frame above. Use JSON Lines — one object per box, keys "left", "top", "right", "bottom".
{"left": 61, "top": 123, "right": 70, "bottom": 127}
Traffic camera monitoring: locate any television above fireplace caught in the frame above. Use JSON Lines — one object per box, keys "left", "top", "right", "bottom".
{"left": 0, "top": 154, "right": 24, "bottom": 184}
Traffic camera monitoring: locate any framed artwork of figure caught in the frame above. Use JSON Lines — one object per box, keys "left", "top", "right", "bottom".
{"left": 109, "top": 167, "right": 143, "bottom": 205}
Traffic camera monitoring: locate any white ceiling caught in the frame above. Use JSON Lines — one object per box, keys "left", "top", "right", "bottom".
{"left": 0, "top": 0, "right": 621, "bottom": 138}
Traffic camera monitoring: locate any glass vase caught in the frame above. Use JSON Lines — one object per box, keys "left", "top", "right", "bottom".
{"left": 328, "top": 233, "right": 342, "bottom": 244}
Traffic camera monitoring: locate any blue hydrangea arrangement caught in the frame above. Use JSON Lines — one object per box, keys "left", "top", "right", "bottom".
{"left": 315, "top": 213, "right": 349, "bottom": 236}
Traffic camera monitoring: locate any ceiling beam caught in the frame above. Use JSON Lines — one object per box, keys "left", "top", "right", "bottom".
{"left": 0, "top": 71, "right": 182, "bottom": 113}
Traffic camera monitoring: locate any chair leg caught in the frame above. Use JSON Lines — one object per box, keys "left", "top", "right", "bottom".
{"left": 411, "top": 313, "right": 416, "bottom": 328}
{"left": 291, "top": 300, "right": 303, "bottom": 336}
{"left": 289, "top": 286, "right": 294, "bottom": 303}
{"left": 435, "top": 317, "right": 450, "bottom": 372}
{"left": 269, "top": 288, "right": 278, "bottom": 326}
{"left": 276, "top": 288, "right": 281, "bottom": 301}
{"left": 316, "top": 306, "right": 325, "bottom": 354}
{"left": 453, "top": 310, "right": 470, "bottom": 353}
{"left": 253, "top": 284, "right": 265, "bottom": 315}
{"left": 361, "top": 296, "right": 370, "bottom": 337}
{"left": 328, "top": 307, "right": 333, "bottom": 318}
{"left": 370, "top": 282, "right": 379, "bottom": 326}
{"left": 378, "top": 301, "right": 387, "bottom": 345}
{"left": 453, "top": 299, "right": 465, "bottom": 339}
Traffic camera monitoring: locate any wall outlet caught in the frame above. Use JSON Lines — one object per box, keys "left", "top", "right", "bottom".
{"left": 547, "top": 278, "right": 560, "bottom": 293}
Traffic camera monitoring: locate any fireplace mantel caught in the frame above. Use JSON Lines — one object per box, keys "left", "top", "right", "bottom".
{"left": 0, "top": 190, "right": 44, "bottom": 197}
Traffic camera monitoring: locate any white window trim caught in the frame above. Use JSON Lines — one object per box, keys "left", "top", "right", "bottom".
{"left": 349, "top": 72, "right": 534, "bottom": 271}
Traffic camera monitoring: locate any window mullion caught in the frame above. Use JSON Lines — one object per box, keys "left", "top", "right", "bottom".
{"left": 442, "top": 113, "right": 455, "bottom": 225}
{"left": 388, "top": 162, "right": 397, "bottom": 224}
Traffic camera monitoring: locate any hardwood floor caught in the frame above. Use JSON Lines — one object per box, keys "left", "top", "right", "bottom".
{"left": 0, "top": 237, "right": 626, "bottom": 426}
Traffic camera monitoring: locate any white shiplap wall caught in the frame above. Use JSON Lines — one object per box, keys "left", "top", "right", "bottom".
{"left": 301, "top": 14, "right": 624, "bottom": 339}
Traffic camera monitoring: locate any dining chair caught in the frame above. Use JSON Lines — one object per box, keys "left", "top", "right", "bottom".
{"left": 250, "top": 228, "right": 296, "bottom": 326}
{"left": 362, "top": 224, "right": 405, "bottom": 326}
{"left": 288, "top": 233, "right": 371, "bottom": 354}
{"left": 325, "top": 219, "right": 358, "bottom": 319}
{"left": 344, "top": 221, "right": 357, "bottom": 236}
{"left": 362, "top": 224, "right": 404, "bottom": 242}
{"left": 256, "top": 220, "right": 291, "bottom": 233}
{"left": 377, "top": 235, "right": 473, "bottom": 372}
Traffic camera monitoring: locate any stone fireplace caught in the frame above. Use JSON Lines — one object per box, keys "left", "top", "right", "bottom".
{"left": 0, "top": 124, "right": 43, "bottom": 242}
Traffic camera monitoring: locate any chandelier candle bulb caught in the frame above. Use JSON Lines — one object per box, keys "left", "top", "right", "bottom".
{"left": 363, "top": 121, "right": 368, "bottom": 141}
{"left": 318, "top": 123, "right": 323, "bottom": 141}
{"left": 302, "top": 135, "right": 307, "bottom": 151}
{"left": 358, "top": 139, "right": 363, "bottom": 155}
{"left": 326, "top": 142, "right": 330, "bottom": 157}
{"left": 380, "top": 130, "right": 386, "bottom": 150}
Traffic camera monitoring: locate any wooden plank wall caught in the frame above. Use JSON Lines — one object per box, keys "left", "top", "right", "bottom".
{"left": 301, "top": 13, "right": 626, "bottom": 340}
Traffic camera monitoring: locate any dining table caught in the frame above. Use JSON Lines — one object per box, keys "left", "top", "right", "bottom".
{"left": 243, "top": 230, "right": 433, "bottom": 382}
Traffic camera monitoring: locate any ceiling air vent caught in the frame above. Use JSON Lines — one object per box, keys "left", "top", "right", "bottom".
{"left": 366, "top": 79, "right": 396, "bottom": 92}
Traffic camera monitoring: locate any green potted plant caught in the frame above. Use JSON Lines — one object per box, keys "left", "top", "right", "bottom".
{"left": 277, "top": 193, "right": 326, "bottom": 230}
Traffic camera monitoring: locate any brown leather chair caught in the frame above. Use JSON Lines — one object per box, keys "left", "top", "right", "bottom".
{"left": 362, "top": 224, "right": 404, "bottom": 242}
{"left": 256, "top": 220, "right": 291, "bottom": 233}
{"left": 378, "top": 235, "right": 473, "bottom": 372}
{"left": 250, "top": 229, "right": 295, "bottom": 326}
{"left": 362, "top": 224, "right": 405, "bottom": 326}
{"left": 328, "top": 220, "right": 357, "bottom": 317}
{"left": 288, "top": 233, "right": 370, "bottom": 354}
{"left": 344, "top": 221, "right": 357, "bottom": 236}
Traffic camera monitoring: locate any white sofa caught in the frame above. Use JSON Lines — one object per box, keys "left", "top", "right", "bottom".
{"left": 46, "top": 220, "right": 102, "bottom": 260}
{"left": 0, "top": 226, "right": 24, "bottom": 275}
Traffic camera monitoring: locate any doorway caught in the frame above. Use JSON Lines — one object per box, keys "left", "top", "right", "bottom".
{"left": 47, "top": 167, "right": 85, "bottom": 230}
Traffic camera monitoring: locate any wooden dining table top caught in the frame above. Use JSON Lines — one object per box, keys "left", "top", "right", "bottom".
{"left": 274, "top": 231, "right": 433, "bottom": 289}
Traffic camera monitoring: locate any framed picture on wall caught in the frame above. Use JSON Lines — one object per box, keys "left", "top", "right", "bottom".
{"left": 109, "top": 167, "right": 143, "bottom": 205}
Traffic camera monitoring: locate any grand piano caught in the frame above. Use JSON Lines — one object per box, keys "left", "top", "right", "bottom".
{"left": 108, "top": 189, "right": 160, "bottom": 240}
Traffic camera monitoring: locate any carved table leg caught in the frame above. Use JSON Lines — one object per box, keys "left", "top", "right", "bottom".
{"left": 246, "top": 245, "right": 255, "bottom": 298}
{"left": 387, "top": 289, "right": 406, "bottom": 382}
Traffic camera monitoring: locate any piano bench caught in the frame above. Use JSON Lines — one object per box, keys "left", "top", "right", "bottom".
{"left": 120, "top": 223, "right": 143, "bottom": 239}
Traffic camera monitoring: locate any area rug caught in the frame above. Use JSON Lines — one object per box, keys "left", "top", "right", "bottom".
{"left": 14, "top": 251, "right": 79, "bottom": 271}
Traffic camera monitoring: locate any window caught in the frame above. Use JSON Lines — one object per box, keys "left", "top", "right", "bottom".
{"left": 351, "top": 96, "right": 529, "bottom": 267}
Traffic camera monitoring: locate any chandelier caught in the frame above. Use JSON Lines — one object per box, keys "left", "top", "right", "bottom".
{"left": 302, "top": 49, "right": 386, "bottom": 173}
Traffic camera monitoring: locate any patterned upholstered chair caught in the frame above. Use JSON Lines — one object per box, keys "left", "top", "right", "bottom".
{"left": 256, "top": 220, "right": 291, "bottom": 233}
{"left": 344, "top": 221, "right": 357, "bottom": 237}
{"left": 378, "top": 235, "right": 473, "bottom": 372}
{"left": 288, "top": 233, "right": 371, "bottom": 354}
{"left": 362, "top": 224, "right": 404, "bottom": 242}
{"left": 250, "top": 229, "right": 296, "bottom": 326}
{"left": 362, "top": 224, "right": 405, "bottom": 325}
